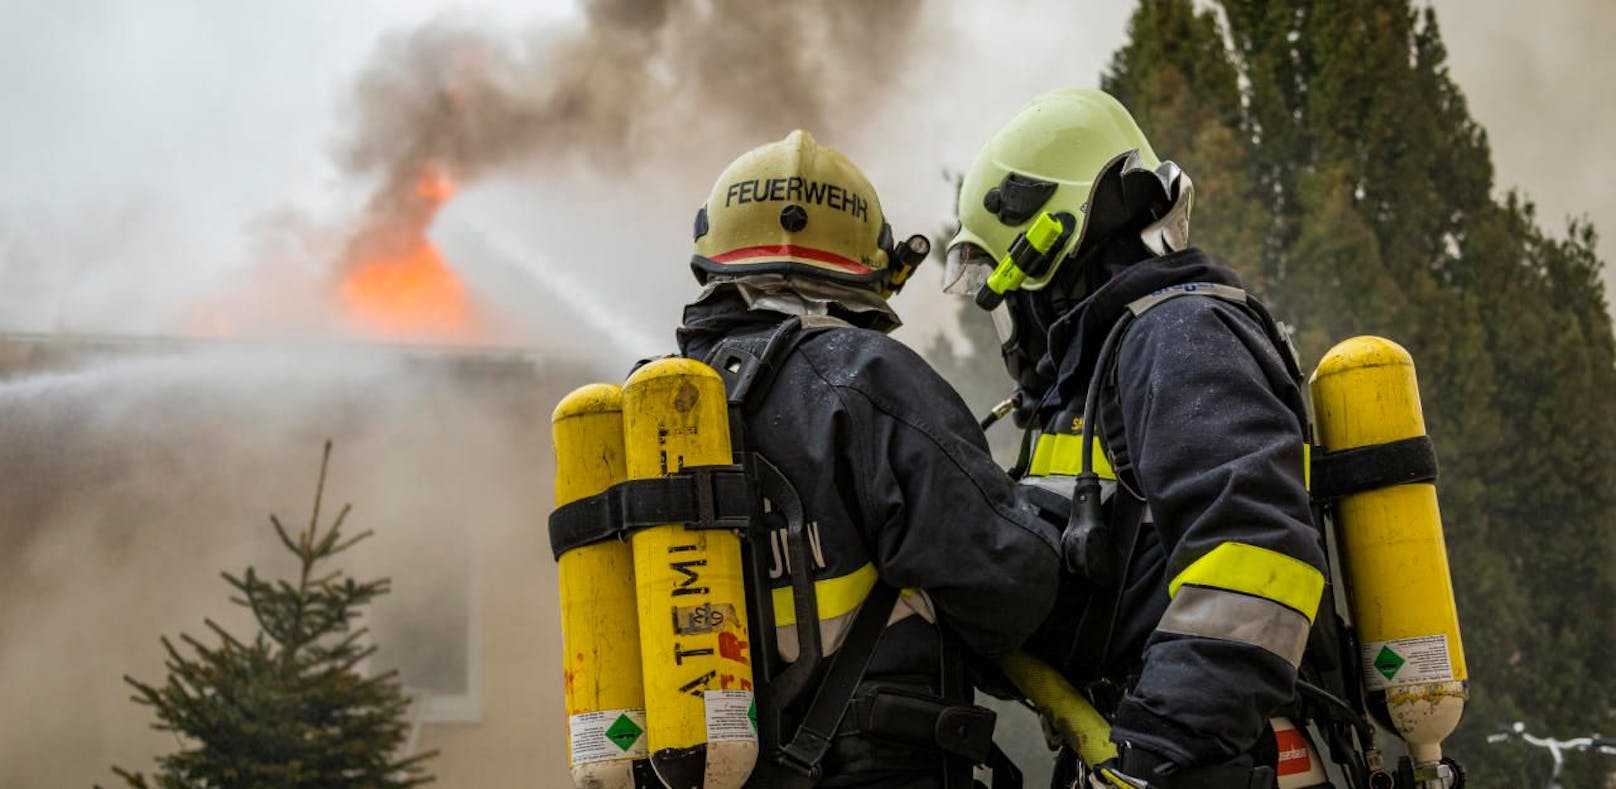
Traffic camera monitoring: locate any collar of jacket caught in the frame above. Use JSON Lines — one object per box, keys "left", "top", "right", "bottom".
{"left": 676, "top": 288, "right": 787, "bottom": 361}
{"left": 676, "top": 284, "right": 895, "bottom": 362}
{"left": 1036, "top": 247, "right": 1246, "bottom": 429}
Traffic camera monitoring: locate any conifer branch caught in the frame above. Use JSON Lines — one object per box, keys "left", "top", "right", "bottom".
{"left": 111, "top": 441, "right": 436, "bottom": 786}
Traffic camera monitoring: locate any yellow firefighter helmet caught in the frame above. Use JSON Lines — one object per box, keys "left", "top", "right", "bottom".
{"left": 946, "top": 88, "right": 1162, "bottom": 295}
{"left": 692, "top": 130, "right": 892, "bottom": 287}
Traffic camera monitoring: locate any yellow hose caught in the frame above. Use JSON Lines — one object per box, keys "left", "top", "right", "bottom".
{"left": 997, "top": 651, "right": 1117, "bottom": 767}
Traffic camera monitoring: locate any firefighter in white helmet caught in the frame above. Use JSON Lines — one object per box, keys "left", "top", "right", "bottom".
{"left": 945, "top": 88, "right": 1327, "bottom": 789}
{"left": 677, "top": 130, "right": 1061, "bottom": 788}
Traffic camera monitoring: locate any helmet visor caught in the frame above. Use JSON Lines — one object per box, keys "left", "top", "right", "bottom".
{"left": 990, "top": 300, "right": 1016, "bottom": 346}
{"left": 942, "top": 243, "right": 997, "bottom": 296}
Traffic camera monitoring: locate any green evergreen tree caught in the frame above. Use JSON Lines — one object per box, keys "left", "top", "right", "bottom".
{"left": 109, "top": 442, "right": 435, "bottom": 788}
{"left": 1100, "top": 1, "right": 1616, "bottom": 784}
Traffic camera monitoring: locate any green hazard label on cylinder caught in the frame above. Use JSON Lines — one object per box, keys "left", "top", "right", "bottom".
{"left": 704, "top": 689, "right": 758, "bottom": 743}
{"left": 1361, "top": 635, "right": 1452, "bottom": 691}
{"left": 605, "top": 713, "right": 645, "bottom": 751}
{"left": 569, "top": 708, "right": 648, "bottom": 764}
{"left": 1373, "top": 645, "right": 1406, "bottom": 680}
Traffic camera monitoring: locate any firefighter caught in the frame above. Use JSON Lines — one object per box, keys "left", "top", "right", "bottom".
{"left": 677, "top": 129, "right": 1062, "bottom": 788}
{"left": 943, "top": 88, "right": 1327, "bottom": 789}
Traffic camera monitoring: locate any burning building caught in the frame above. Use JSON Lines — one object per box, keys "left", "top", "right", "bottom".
{"left": 0, "top": 152, "right": 602, "bottom": 787}
{"left": 0, "top": 3, "right": 950, "bottom": 784}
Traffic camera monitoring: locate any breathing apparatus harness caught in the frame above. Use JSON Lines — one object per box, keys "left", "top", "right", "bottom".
{"left": 981, "top": 256, "right": 1451, "bottom": 787}
{"left": 550, "top": 312, "right": 1021, "bottom": 789}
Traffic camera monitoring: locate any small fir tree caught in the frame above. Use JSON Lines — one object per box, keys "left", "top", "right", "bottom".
{"left": 109, "top": 442, "right": 435, "bottom": 788}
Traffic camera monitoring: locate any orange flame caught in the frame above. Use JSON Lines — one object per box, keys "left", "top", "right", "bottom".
{"left": 414, "top": 166, "right": 455, "bottom": 205}
{"left": 339, "top": 167, "right": 476, "bottom": 340}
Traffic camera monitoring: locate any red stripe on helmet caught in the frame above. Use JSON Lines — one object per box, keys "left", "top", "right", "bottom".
{"left": 708, "top": 244, "right": 872, "bottom": 274}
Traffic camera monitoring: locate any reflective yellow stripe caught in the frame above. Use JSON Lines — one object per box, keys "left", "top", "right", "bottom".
{"left": 771, "top": 562, "right": 879, "bottom": 626}
{"left": 1303, "top": 443, "right": 1311, "bottom": 491}
{"left": 1027, "top": 432, "right": 1116, "bottom": 479}
{"left": 1028, "top": 430, "right": 1311, "bottom": 488}
{"left": 1168, "top": 542, "right": 1325, "bottom": 623}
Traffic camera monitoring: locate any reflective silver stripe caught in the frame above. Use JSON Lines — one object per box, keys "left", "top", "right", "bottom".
{"left": 776, "top": 606, "right": 858, "bottom": 662}
{"left": 1124, "top": 282, "right": 1248, "bottom": 316}
{"left": 775, "top": 588, "right": 933, "bottom": 662}
{"left": 1156, "top": 585, "right": 1311, "bottom": 667}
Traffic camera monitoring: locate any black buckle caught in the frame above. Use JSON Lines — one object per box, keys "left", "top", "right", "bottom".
{"left": 775, "top": 729, "right": 829, "bottom": 781}
{"left": 711, "top": 345, "right": 766, "bottom": 406}
{"left": 934, "top": 704, "right": 996, "bottom": 765}
{"left": 688, "top": 466, "right": 751, "bottom": 531}
{"left": 1082, "top": 677, "right": 1127, "bottom": 717}
{"left": 619, "top": 466, "right": 752, "bottom": 533}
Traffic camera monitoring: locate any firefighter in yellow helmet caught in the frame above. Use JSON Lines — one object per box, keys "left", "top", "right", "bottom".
{"left": 678, "top": 130, "right": 1061, "bottom": 788}
{"left": 946, "top": 89, "right": 1327, "bottom": 789}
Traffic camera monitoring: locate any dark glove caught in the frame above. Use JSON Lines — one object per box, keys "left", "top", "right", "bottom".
{"left": 1090, "top": 758, "right": 1150, "bottom": 789}
{"left": 1089, "top": 745, "right": 1276, "bottom": 789}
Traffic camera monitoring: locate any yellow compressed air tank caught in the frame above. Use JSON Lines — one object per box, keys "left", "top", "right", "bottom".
{"left": 1310, "top": 337, "right": 1467, "bottom": 773}
{"left": 553, "top": 384, "right": 648, "bottom": 788}
{"left": 623, "top": 358, "right": 757, "bottom": 789}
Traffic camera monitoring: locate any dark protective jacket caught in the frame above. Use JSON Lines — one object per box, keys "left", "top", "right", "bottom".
{"left": 1020, "top": 248, "right": 1328, "bottom": 770}
{"left": 678, "top": 291, "right": 1062, "bottom": 786}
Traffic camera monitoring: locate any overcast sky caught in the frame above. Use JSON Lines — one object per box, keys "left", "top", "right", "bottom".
{"left": 0, "top": 0, "right": 1610, "bottom": 351}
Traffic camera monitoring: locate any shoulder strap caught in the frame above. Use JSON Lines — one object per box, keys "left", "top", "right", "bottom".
{"left": 702, "top": 315, "right": 914, "bottom": 788}
{"left": 707, "top": 314, "right": 852, "bottom": 413}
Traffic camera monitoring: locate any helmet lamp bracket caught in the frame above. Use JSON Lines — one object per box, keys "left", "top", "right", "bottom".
{"left": 985, "top": 172, "right": 1059, "bottom": 226}
{"left": 879, "top": 230, "right": 931, "bottom": 298}
{"left": 974, "top": 211, "right": 1076, "bottom": 310}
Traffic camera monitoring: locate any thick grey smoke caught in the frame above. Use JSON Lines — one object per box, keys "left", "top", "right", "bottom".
{"left": 320, "top": 0, "right": 929, "bottom": 348}
{"left": 339, "top": 0, "right": 924, "bottom": 191}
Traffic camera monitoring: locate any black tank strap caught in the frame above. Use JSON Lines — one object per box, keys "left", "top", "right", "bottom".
{"left": 1310, "top": 436, "right": 1438, "bottom": 501}
{"left": 546, "top": 467, "right": 753, "bottom": 559}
